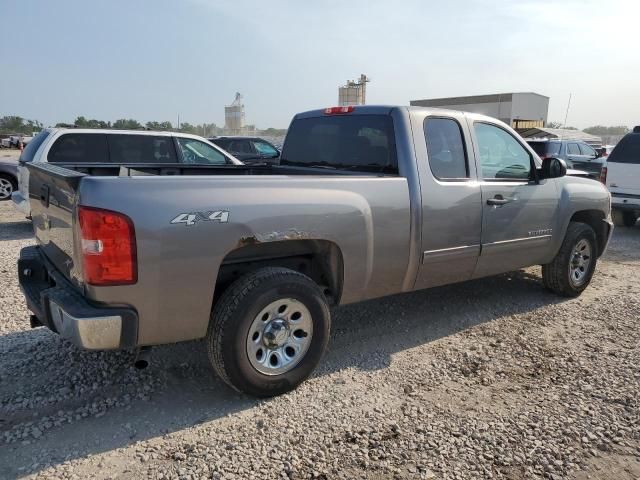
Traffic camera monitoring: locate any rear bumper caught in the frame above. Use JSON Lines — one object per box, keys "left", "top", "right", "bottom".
{"left": 18, "top": 246, "right": 138, "bottom": 350}
{"left": 611, "top": 194, "right": 640, "bottom": 211}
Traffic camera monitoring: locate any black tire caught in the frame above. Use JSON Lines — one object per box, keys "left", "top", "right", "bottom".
{"left": 0, "top": 174, "right": 17, "bottom": 201}
{"left": 207, "top": 267, "right": 331, "bottom": 397}
{"left": 542, "top": 222, "right": 597, "bottom": 297}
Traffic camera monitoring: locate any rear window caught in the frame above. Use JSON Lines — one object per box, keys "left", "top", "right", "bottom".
{"left": 19, "top": 130, "right": 51, "bottom": 162}
{"left": 48, "top": 133, "right": 108, "bottom": 163}
{"left": 281, "top": 114, "right": 398, "bottom": 174}
{"left": 527, "top": 141, "right": 560, "bottom": 157}
{"left": 608, "top": 134, "right": 640, "bottom": 164}
{"left": 108, "top": 135, "right": 177, "bottom": 163}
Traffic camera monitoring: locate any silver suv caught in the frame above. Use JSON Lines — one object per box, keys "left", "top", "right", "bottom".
{"left": 12, "top": 128, "right": 241, "bottom": 216}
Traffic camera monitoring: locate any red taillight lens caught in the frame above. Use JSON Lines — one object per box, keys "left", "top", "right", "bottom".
{"left": 324, "top": 106, "right": 354, "bottom": 115}
{"left": 78, "top": 206, "right": 137, "bottom": 285}
{"left": 600, "top": 166, "right": 607, "bottom": 184}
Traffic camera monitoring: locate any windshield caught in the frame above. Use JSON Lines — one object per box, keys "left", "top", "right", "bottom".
{"left": 177, "top": 138, "right": 229, "bottom": 164}
{"left": 19, "top": 130, "right": 50, "bottom": 162}
{"left": 281, "top": 114, "right": 398, "bottom": 174}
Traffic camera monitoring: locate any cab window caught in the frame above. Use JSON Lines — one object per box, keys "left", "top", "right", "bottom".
{"left": 424, "top": 117, "right": 468, "bottom": 180}
{"left": 474, "top": 123, "right": 532, "bottom": 180}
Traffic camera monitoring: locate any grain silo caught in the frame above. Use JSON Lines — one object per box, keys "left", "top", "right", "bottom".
{"left": 224, "top": 92, "right": 245, "bottom": 135}
{"left": 338, "top": 74, "right": 370, "bottom": 106}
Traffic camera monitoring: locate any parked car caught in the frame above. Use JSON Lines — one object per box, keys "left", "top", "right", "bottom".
{"left": 1, "top": 136, "right": 14, "bottom": 148}
{"left": 17, "top": 105, "right": 612, "bottom": 397}
{"left": 526, "top": 139, "right": 605, "bottom": 179}
{"left": 11, "top": 129, "right": 242, "bottom": 216}
{"left": 10, "top": 134, "right": 33, "bottom": 147}
{"left": 0, "top": 157, "right": 19, "bottom": 201}
{"left": 605, "top": 126, "right": 640, "bottom": 227}
{"left": 209, "top": 136, "right": 280, "bottom": 165}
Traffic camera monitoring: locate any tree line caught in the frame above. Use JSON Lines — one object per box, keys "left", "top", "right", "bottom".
{"left": 0, "top": 115, "right": 287, "bottom": 137}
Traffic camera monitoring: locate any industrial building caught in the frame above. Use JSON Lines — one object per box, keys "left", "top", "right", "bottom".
{"left": 410, "top": 92, "right": 549, "bottom": 129}
{"left": 224, "top": 92, "right": 246, "bottom": 135}
{"left": 338, "top": 74, "right": 370, "bottom": 106}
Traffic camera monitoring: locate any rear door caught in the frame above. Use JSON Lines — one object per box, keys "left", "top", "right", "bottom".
{"left": 566, "top": 142, "right": 583, "bottom": 168}
{"left": 413, "top": 113, "right": 482, "bottom": 289}
{"left": 470, "top": 121, "right": 560, "bottom": 278}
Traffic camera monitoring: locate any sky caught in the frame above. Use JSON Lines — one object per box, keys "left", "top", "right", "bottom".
{"left": 1, "top": 0, "right": 638, "bottom": 129}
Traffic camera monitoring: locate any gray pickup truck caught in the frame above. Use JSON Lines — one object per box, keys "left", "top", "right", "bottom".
{"left": 18, "top": 106, "right": 612, "bottom": 397}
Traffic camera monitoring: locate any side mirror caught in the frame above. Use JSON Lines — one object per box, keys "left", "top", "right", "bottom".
{"left": 540, "top": 157, "right": 567, "bottom": 179}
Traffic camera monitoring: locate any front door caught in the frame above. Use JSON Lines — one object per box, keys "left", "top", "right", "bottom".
{"left": 470, "top": 122, "right": 559, "bottom": 278}
{"left": 413, "top": 114, "right": 483, "bottom": 289}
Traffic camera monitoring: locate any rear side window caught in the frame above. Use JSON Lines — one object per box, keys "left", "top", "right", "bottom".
{"left": 108, "top": 135, "right": 177, "bottom": 163}
{"left": 527, "top": 142, "right": 560, "bottom": 157}
{"left": 567, "top": 143, "right": 580, "bottom": 155}
{"left": 227, "top": 140, "right": 253, "bottom": 154}
{"left": 281, "top": 114, "right": 398, "bottom": 174}
{"left": 48, "top": 134, "right": 108, "bottom": 163}
{"left": 424, "top": 118, "right": 468, "bottom": 180}
{"left": 608, "top": 134, "right": 640, "bottom": 164}
{"left": 19, "top": 130, "right": 50, "bottom": 162}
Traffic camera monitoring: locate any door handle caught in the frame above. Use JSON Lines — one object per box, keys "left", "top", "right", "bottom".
{"left": 487, "top": 195, "right": 513, "bottom": 206}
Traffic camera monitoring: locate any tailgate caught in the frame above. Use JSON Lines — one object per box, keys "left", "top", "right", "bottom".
{"left": 608, "top": 162, "right": 640, "bottom": 194}
{"left": 26, "top": 162, "right": 86, "bottom": 284}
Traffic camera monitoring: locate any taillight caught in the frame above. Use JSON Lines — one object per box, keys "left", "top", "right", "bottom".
{"left": 600, "top": 166, "right": 607, "bottom": 184}
{"left": 324, "top": 106, "right": 354, "bottom": 115}
{"left": 78, "top": 206, "right": 137, "bottom": 285}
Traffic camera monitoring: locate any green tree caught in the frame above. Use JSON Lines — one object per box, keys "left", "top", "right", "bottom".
{"left": 145, "top": 121, "right": 173, "bottom": 130}
{"left": 113, "top": 119, "right": 143, "bottom": 130}
{"left": 177, "top": 122, "right": 197, "bottom": 134}
{"left": 583, "top": 125, "right": 630, "bottom": 136}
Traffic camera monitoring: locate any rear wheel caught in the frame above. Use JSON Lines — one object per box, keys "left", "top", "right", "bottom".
{"left": 542, "top": 222, "right": 597, "bottom": 297}
{"left": 0, "top": 174, "right": 17, "bottom": 201}
{"left": 207, "top": 267, "right": 331, "bottom": 397}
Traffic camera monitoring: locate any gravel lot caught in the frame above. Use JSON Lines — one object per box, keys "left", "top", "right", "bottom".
{"left": 0, "top": 200, "right": 638, "bottom": 480}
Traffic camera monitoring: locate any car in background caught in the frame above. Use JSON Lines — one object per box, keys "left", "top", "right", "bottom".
{"left": 0, "top": 153, "right": 19, "bottom": 201}
{"left": 597, "top": 145, "right": 615, "bottom": 159}
{"left": 12, "top": 128, "right": 242, "bottom": 216}
{"left": 10, "top": 134, "right": 34, "bottom": 147}
{"left": 209, "top": 136, "right": 280, "bottom": 165}
{"left": 605, "top": 126, "right": 640, "bottom": 227}
{"left": 526, "top": 139, "right": 605, "bottom": 180}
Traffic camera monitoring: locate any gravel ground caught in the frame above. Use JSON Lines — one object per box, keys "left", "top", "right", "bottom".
{"left": 0, "top": 200, "right": 638, "bottom": 480}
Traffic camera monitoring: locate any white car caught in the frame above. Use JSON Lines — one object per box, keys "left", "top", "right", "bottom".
{"left": 605, "top": 126, "right": 640, "bottom": 227}
{"left": 12, "top": 128, "right": 242, "bottom": 216}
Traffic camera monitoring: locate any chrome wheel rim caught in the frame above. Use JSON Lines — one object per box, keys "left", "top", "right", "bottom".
{"left": 0, "top": 178, "right": 12, "bottom": 200}
{"left": 246, "top": 298, "right": 313, "bottom": 376}
{"left": 569, "top": 239, "right": 592, "bottom": 286}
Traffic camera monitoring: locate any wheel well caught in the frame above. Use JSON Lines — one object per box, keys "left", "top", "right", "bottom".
{"left": 570, "top": 210, "right": 607, "bottom": 257}
{"left": 215, "top": 240, "right": 344, "bottom": 306}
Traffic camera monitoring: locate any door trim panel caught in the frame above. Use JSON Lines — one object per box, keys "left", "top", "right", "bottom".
{"left": 481, "top": 234, "right": 552, "bottom": 255}
{"left": 423, "top": 244, "right": 480, "bottom": 264}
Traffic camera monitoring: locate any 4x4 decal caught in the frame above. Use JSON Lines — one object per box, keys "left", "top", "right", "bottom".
{"left": 170, "top": 210, "right": 229, "bottom": 226}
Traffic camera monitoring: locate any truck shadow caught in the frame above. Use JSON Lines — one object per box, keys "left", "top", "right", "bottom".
{"left": 0, "top": 269, "right": 566, "bottom": 477}
{"left": 0, "top": 221, "right": 33, "bottom": 241}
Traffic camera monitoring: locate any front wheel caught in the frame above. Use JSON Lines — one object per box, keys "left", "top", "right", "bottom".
{"left": 207, "top": 267, "right": 331, "bottom": 397}
{"left": 542, "top": 222, "right": 598, "bottom": 297}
